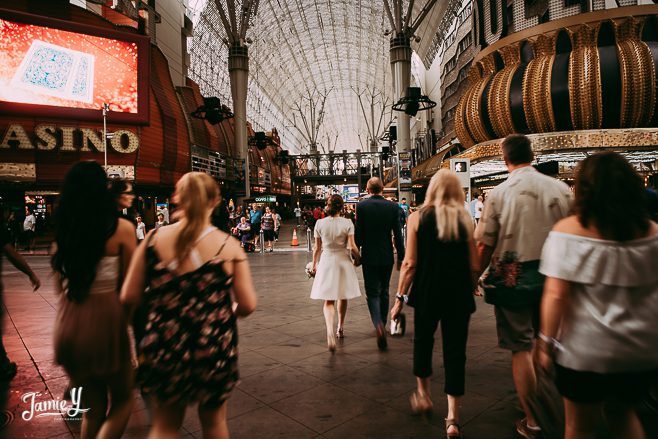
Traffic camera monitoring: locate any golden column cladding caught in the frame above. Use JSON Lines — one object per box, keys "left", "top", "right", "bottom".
{"left": 465, "top": 54, "right": 497, "bottom": 144}
{"left": 454, "top": 69, "right": 479, "bottom": 148}
{"left": 522, "top": 33, "right": 557, "bottom": 133}
{"left": 488, "top": 43, "right": 521, "bottom": 138}
{"left": 567, "top": 23, "right": 603, "bottom": 130}
{"left": 614, "top": 17, "right": 656, "bottom": 128}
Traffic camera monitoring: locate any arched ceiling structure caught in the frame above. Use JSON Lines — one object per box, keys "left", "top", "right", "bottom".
{"left": 187, "top": 0, "right": 457, "bottom": 153}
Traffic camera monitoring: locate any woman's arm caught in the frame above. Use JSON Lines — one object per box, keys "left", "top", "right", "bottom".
{"left": 2, "top": 244, "right": 40, "bottom": 290}
{"left": 118, "top": 219, "right": 137, "bottom": 285}
{"left": 232, "top": 251, "right": 257, "bottom": 317}
{"left": 311, "top": 237, "right": 322, "bottom": 273}
{"left": 396, "top": 211, "right": 419, "bottom": 296}
{"left": 119, "top": 230, "right": 150, "bottom": 312}
{"left": 348, "top": 234, "right": 360, "bottom": 260}
{"left": 538, "top": 276, "right": 570, "bottom": 370}
{"left": 391, "top": 212, "right": 419, "bottom": 320}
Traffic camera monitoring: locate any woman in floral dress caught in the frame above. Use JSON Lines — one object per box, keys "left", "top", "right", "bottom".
{"left": 121, "top": 172, "right": 257, "bottom": 439}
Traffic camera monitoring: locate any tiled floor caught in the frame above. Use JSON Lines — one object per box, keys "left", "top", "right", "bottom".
{"left": 1, "top": 226, "right": 655, "bottom": 438}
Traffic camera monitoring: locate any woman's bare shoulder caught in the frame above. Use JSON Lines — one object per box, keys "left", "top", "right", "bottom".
{"left": 215, "top": 231, "right": 246, "bottom": 261}
{"left": 552, "top": 215, "right": 581, "bottom": 234}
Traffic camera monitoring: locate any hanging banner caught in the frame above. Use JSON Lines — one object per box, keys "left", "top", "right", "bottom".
{"left": 398, "top": 151, "right": 412, "bottom": 191}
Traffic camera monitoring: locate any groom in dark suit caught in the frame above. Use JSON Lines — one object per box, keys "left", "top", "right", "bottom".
{"left": 355, "top": 177, "right": 405, "bottom": 351}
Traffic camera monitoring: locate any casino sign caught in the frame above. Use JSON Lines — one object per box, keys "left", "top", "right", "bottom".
{"left": 0, "top": 123, "right": 139, "bottom": 153}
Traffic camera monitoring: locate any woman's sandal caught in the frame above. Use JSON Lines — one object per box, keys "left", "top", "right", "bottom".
{"left": 409, "top": 391, "right": 433, "bottom": 415}
{"left": 336, "top": 328, "right": 344, "bottom": 339}
{"left": 445, "top": 418, "right": 462, "bottom": 438}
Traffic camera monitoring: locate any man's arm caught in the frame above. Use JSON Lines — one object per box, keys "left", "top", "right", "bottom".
{"left": 3, "top": 244, "right": 40, "bottom": 290}
{"left": 476, "top": 242, "right": 495, "bottom": 279}
{"left": 354, "top": 203, "right": 364, "bottom": 248}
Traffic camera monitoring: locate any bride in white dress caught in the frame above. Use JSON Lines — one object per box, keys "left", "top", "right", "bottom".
{"left": 310, "top": 195, "right": 362, "bottom": 351}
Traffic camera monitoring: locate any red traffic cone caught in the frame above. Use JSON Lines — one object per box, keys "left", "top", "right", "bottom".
{"left": 291, "top": 227, "right": 299, "bottom": 246}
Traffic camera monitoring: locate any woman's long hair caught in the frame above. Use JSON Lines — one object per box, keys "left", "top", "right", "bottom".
{"left": 51, "top": 161, "right": 116, "bottom": 302}
{"left": 423, "top": 169, "right": 473, "bottom": 241}
{"left": 575, "top": 152, "right": 649, "bottom": 241}
{"left": 174, "top": 172, "right": 220, "bottom": 262}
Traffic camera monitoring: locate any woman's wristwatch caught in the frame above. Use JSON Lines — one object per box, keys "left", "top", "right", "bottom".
{"left": 395, "top": 293, "right": 408, "bottom": 304}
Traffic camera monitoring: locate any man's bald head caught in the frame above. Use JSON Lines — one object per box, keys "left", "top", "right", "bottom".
{"left": 366, "top": 177, "right": 384, "bottom": 195}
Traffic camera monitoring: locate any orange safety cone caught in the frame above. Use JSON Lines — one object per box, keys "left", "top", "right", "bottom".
{"left": 291, "top": 227, "right": 299, "bottom": 246}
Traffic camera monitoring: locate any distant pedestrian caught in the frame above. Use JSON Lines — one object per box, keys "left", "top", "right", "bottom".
{"left": 154, "top": 213, "right": 168, "bottom": 230}
{"left": 391, "top": 170, "right": 478, "bottom": 437}
{"left": 261, "top": 207, "right": 275, "bottom": 252}
{"left": 52, "top": 161, "right": 136, "bottom": 438}
{"left": 355, "top": 177, "right": 405, "bottom": 351}
{"left": 5, "top": 212, "right": 19, "bottom": 248}
{"left": 474, "top": 134, "right": 572, "bottom": 438}
{"left": 250, "top": 205, "right": 263, "bottom": 248}
{"left": 136, "top": 216, "right": 146, "bottom": 242}
{"left": 474, "top": 196, "right": 484, "bottom": 225}
{"left": 294, "top": 205, "right": 302, "bottom": 226}
{"left": 273, "top": 208, "right": 282, "bottom": 242}
{"left": 235, "top": 216, "right": 252, "bottom": 247}
{"left": 23, "top": 208, "right": 36, "bottom": 252}
{"left": 120, "top": 171, "right": 257, "bottom": 439}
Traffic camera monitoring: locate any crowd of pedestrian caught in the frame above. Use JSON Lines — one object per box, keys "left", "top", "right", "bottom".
{"left": 308, "top": 134, "right": 658, "bottom": 439}
{"left": 0, "top": 132, "right": 657, "bottom": 438}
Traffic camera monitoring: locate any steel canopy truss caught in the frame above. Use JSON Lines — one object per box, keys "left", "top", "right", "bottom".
{"left": 187, "top": 1, "right": 450, "bottom": 153}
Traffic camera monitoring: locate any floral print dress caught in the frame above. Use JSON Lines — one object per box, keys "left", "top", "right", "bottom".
{"left": 138, "top": 232, "right": 239, "bottom": 407}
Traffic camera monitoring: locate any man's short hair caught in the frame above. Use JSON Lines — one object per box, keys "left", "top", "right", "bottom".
{"left": 401, "top": 198, "right": 406, "bottom": 201}
{"left": 366, "top": 177, "right": 383, "bottom": 194}
{"left": 502, "top": 134, "right": 534, "bottom": 165}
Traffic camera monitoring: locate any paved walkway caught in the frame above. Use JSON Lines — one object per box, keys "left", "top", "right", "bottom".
{"left": 2, "top": 223, "right": 654, "bottom": 438}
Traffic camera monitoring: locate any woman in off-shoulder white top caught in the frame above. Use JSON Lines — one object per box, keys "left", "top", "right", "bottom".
{"left": 538, "top": 152, "right": 658, "bottom": 439}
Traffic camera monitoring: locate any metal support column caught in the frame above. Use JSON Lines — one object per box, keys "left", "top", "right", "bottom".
{"left": 390, "top": 34, "right": 412, "bottom": 202}
{"left": 229, "top": 43, "right": 250, "bottom": 200}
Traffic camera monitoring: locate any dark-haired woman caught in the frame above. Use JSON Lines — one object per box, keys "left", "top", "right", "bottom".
{"left": 310, "top": 195, "right": 361, "bottom": 351}
{"left": 52, "top": 161, "right": 136, "bottom": 439}
{"left": 538, "top": 152, "right": 658, "bottom": 439}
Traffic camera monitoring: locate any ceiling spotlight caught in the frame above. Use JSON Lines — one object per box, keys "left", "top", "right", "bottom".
{"left": 245, "top": 37, "right": 253, "bottom": 44}
{"left": 384, "top": 29, "right": 392, "bottom": 36}
{"left": 191, "top": 97, "right": 234, "bottom": 125}
{"left": 414, "top": 35, "right": 421, "bottom": 43}
{"left": 392, "top": 87, "right": 436, "bottom": 118}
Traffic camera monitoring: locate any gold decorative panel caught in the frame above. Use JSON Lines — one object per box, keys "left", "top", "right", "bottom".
{"left": 614, "top": 17, "right": 656, "bottom": 128}
{"left": 488, "top": 43, "right": 521, "bottom": 138}
{"left": 567, "top": 23, "right": 603, "bottom": 130}
{"left": 523, "top": 34, "right": 557, "bottom": 133}
{"left": 465, "top": 55, "right": 497, "bottom": 144}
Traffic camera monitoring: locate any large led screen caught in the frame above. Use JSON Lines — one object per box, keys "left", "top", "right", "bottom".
{"left": 0, "top": 9, "right": 149, "bottom": 124}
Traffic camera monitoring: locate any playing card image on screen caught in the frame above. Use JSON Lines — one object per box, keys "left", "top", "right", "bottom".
{"left": 0, "top": 9, "right": 149, "bottom": 124}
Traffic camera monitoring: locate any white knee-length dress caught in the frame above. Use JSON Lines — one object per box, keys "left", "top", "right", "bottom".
{"left": 310, "top": 216, "right": 362, "bottom": 300}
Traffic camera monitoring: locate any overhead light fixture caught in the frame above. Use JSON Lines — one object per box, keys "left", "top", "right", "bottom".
{"left": 191, "top": 97, "right": 234, "bottom": 125}
{"left": 392, "top": 87, "right": 436, "bottom": 117}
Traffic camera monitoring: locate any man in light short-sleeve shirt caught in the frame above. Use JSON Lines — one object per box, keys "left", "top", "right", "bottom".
{"left": 474, "top": 134, "right": 571, "bottom": 437}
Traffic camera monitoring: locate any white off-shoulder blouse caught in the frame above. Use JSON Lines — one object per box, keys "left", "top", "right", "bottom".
{"left": 539, "top": 231, "right": 658, "bottom": 373}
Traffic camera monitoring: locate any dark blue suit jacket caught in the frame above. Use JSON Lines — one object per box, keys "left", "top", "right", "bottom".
{"left": 355, "top": 195, "right": 405, "bottom": 266}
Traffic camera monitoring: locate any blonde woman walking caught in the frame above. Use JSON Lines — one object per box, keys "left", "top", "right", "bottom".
{"left": 121, "top": 172, "right": 257, "bottom": 439}
{"left": 390, "top": 169, "right": 479, "bottom": 438}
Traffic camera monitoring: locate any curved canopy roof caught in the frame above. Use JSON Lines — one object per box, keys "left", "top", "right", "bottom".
{"left": 187, "top": 0, "right": 458, "bottom": 153}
